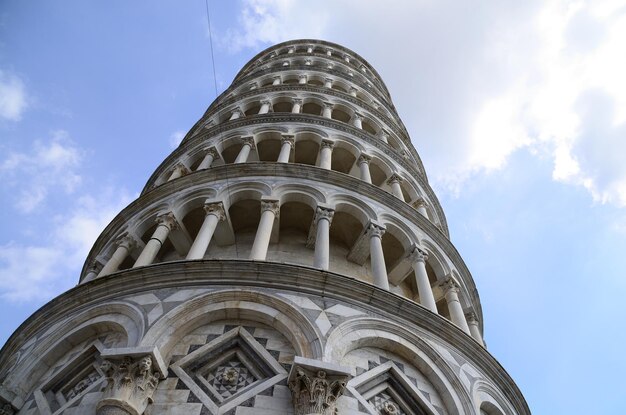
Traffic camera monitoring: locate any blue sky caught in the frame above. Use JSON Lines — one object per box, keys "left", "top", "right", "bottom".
{"left": 1, "top": 1, "right": 626, "bottom": 413}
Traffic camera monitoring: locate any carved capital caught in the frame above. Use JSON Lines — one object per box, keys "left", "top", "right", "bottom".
{"left": 304, "top": 58, "right": 312, "bottom": 66}
{"left": 97, "top": 355, "right": 160, "bottom": 415}
{"left": 387, "top": 173, "right": 403, "bottom": 185}
{"left": 352, "top": 112, "right": 363, "bottom": 121}
{"left": 324, "top": 77, "right": 333, "bottom": 85}
{"left": 357, "top": 154, "right": 372, "bottom": 165}
{"left": 231, "top": 108, "right": 244, "bottom": 117}
{"left": 292, "top": 98, "right": 303, "bottom": 106}
{"left": 315, "top": 206, "right": 335, "bottom": 223}
{"left": 260, "top": 99, "right": 272, "bottom": 107}
{"left": 320, "top": 139, "right": 335, "bottom": 150}
{"left": 172, "top": 163, "right": 190, "bottom": 175}
{"left": 408, "top": 245, "right": 428, "bottom": 263}
{"left": 287, "top": 47, "right": 295, "bottom": 54}
{"left": 439, "top": 277, "right": 460, "bottom": 294}
{"left": 0, "top": 402, "right": 15, "bottom": 415}
{"left": 260, "top": 200, "right": 280, "bottom": 216}
{"left": 115, "top": 233, "right": 137, "bottom": 251}
{"left": 366, "top": 222, "right": 386, "bottom": 239}
{"left": 298, "top": 74, "right": 308, "bottom": 81}
{"left": 155, "top": 212, "right": 178, "bottom": 231}
{"left": 411, "top": 198, "right": 427, "bottom": 209}
{"left": 288, "top": 365, "right": 348, "bottom": 415}
{"left": 203, "top": 201, "right": 226, "bottom": 221}
{"left": 465, "top": 311, "right": 479, "bottom": 325}
{"left": 203, "top": 146, "right": 220, "bottom": 159}
{"left": 281, "top": 134, "right": 295, "bottom": 147}
{"left": 240, "top": 136, "right": 256, "bottom": 149}
{"left": 322, "top": 101, "right": 334, "bottom": 110}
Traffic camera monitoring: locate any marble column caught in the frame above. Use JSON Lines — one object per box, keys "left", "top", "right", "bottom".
{"left": 349, "top": 87, "right": 358, "bottom": 97}
{"left": 196, "top": 147, "right": 220, "bottom": 170}
{"left": 186, "top": 202, "right": 226, "bottom": 260}
{"left": 439, "top": 277, "right": 471, "bottom": 335}
{"left": 352, "top": 113, "right": 363, "bottom": 129}
{"left": 411, "top": 198, "right": 429, "bottom": 218}
{"left": 249, "top": 200, "right": 280, "bottom": 260}
{"left": 258, "top": 99, "right": 272, "bottom": 114}
{"left": 357, "top": 154, "right": 372, "bottom": 184}
{"left": 98, "top": 234, "right": 136, "bottom": 277}
{"left": 325, "top": 48, "right": 332, "bottom": 56}
{"left": 313, "top": 207, "right": 335, "bottom": 270}
{"left": 344, "top": 54, "right": 351, "bottom": 63}
{"left": 272, "top": 76, "right": 282, "bottom": 85}
{"left": 229, "top": 108, "right": 244, "bottom": 120}
{"left": 387, "top": 174, "right": 405, "bottom": 201}
{"left": 304, "top": 58, "right": 312, "bottom": 66}
{"left": 298, "top": 74, "right": 307, "bottom": 84}
{"left": 465, "top": 311, "right": 485, "bottom": 346}
{"left": 322, "top": 102, "right": 334, "bottom": 118}
{"left": 408, "top": 246, "right": 437, "bottom": 312}
{"left": 367, "top": 223, "right": 388, "bottom": 290}
{"left": 324, "top": 77, "right": 333, "bottom": 88}
{"left": 291, "top": 98, "right": 303, "bottom": 114}
{"left": 82, "top": 260, "right": 103, "bottom": 283}
{"left": 307, "top": 46, "right": 313, "bottom": 53}
{"left": 133, "top": 213, "right": 178, "bottom": 268}
{"left": 287, "top": 47, "right": 295, "bottom": 54}
{"left": 318, "top": 140, "right": 334, "bottom": 170}
{"left": 278, "top": 135, "right": 295, "bottom": 163}
{"left": 167, "top": 163, "right": 189, "bottom": 181}
{"left": 234, "top": 136, "right": 255, "bottom": 164}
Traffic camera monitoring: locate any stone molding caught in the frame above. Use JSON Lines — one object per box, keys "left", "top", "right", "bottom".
{"left": 2, "top": 261, "right": 527, "bottom": 415}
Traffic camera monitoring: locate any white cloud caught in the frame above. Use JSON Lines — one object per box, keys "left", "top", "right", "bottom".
{"left": 0, "top": 130, "right": 83, "bottom": 212}
{"left": 0, "top": 187, "right": 133, "bottom": 302}
{"left": 0, "top": 70, "right": 28, "bottom": 121}
{"left": 169, "top": 130, "right": 185, "bottom": 149}
{"left": 226, "top": 0, "right": 626, "bottom": 206}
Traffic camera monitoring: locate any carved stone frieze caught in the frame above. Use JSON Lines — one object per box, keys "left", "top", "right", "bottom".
{"left": 96, "top": 355, "right": 160, "bottom": 415}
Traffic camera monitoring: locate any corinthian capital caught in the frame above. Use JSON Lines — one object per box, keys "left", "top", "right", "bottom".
{"left": 439, "top": 276, "right": 460, "bottom": 294}
{"left": 260, "top": 199, "right": 280, "bottom": 216}
{"left": 203, "top": 201, "right": 226, "bottom": 221}
{"left": 97, "top": 355, "right": 160, "bottom": 415}
{"left": 155, "top": 212, "right": 178, "bottom": 230}
{"left": 408, "top": 245, "right": 428, "bottom": 263}
{"left": 288, "top": 358, "right": 350, "bottom": 415}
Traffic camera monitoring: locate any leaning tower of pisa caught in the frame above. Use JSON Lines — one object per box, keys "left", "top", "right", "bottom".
{"left": 0, "top": 40, "right": 529, "bottom": 415}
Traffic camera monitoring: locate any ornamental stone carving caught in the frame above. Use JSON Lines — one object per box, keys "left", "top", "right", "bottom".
{"left": 260, "top": 199, "right": 280, "bottom": 216}
{"left": 289, "top": 366, "right": 348, "bottom": 415}
{"left": 408, "top": 245, "right": 428, "bottom": 263}
{"left": 96, "top": 355, "right": 160, "bottom": 415}
{"left": 155, "top": 212, "right": 178, "bottom": 231}
{"left": 204, "top": 201, "right": 226, "bottom": 221}
{"left": 0, "top": 403, "right": 14, "bottom": 415}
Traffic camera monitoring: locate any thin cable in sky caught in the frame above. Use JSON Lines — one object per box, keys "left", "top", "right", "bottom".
{"left": 205, "top": 0, "right": 219, "bottom": 99}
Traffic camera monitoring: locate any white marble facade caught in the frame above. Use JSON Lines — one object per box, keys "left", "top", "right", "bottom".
{"left": 0, "top": 40, "right": 529, "bottom": 415}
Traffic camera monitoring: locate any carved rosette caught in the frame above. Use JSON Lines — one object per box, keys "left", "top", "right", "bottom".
{"left": 96, "top": 355, "right": 160, "bottom": 415}
{"left": 288, "top": 366, "right": 348, "bottom": 415}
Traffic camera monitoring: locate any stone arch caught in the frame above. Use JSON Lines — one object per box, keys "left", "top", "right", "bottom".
{"left": 325, "top": 318, "right": 471, "bottom": 415}
{"left": 293, "top": 130, "right": 322, "bottom": 166}
{"left": 330, "top": 139, "right": 360, "bottom": 175}
{"left": 254, "top": 130, "right": 283, "bottom": 162}
{"left": 5, "top": 301, "right": 144, "bottom": 395}
{"left": 140, "top": 290, "right": 323, "bottom": 361}
{"left": 330, "top": 102, "right": 353, "bottom": 123}
{"left": 472, "top": 380, "right": 515, "bottom": 415}
{"left": 368, "top": 154, "right": 394, "bottom": 187}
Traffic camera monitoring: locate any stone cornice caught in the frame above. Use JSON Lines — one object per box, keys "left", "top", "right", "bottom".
{"left": 144, "top": 114, "right": 442, "bottom": 228}
{"left": 86, "top": 164, "right": 470, "bottom": 314}
{"left": 234, "top": 39, "right": 392, "bottom": 99}
{"left": 0, "top": 261, "right": 528, "bottom": 415}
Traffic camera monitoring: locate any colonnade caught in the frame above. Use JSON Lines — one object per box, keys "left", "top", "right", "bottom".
{"left": 91, "top": 198, "right": 482, "bottom": 345}
{"left": 163, "top": 134, "right": 430, "bottom": 220}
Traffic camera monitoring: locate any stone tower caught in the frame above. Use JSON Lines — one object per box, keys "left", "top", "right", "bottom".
{"left": 0, "top": 40, "right": 529, "bottom": 415}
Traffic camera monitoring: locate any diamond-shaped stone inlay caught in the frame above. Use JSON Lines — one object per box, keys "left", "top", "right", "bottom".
{"left": 347, "top": 361, "right": 436, "bottom": 415}
{"left": 205, "top": 357, "right": 257, "bottom": 398}
{"left": 370, "top": 391, "right": 406, "bottom": 415}
{"left": 171, "top": 326, "right": 288, "bottom": 415}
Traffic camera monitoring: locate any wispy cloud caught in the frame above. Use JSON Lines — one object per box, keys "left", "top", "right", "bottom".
{"left": 168, "top": 130, "right": 185, "bottom": 149}
{"left": 0, "top": 70, "right": 28, "bottom": 121}
{"left": 0, "top": 186, "right": 133, "bottom": 301}
{"left": 1, "top": 130, "right": 83, "bottom": 212}
{"left": 227, "top": 0, "right": 626, "bottom": 207}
